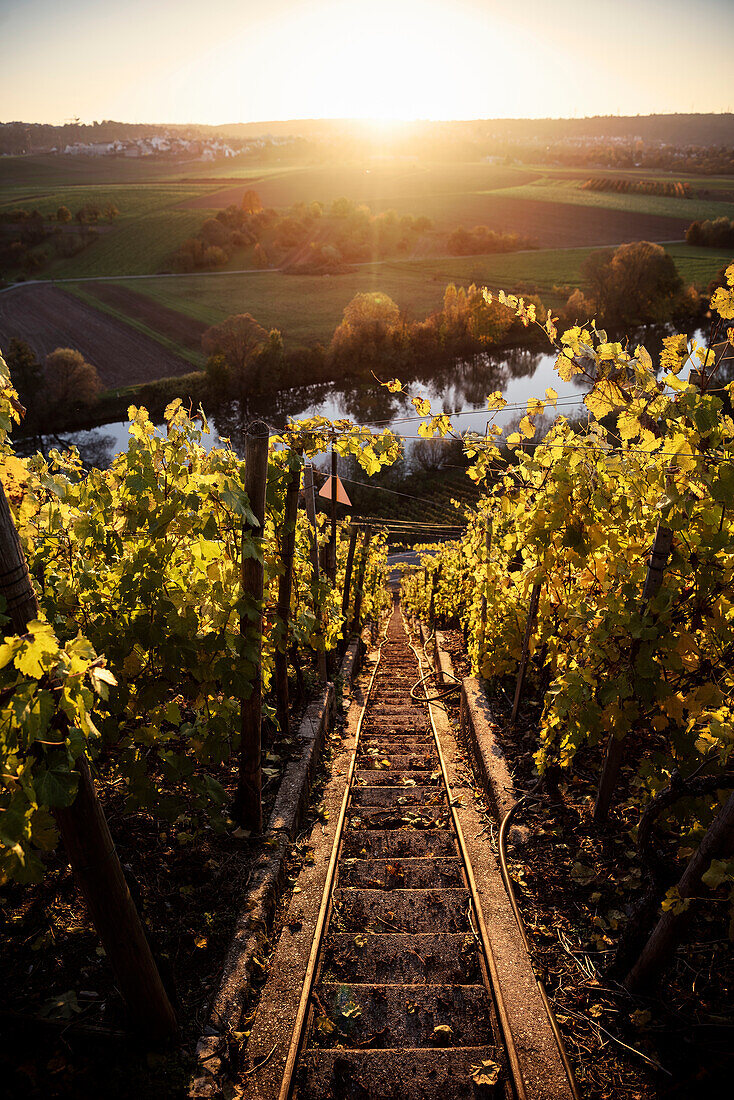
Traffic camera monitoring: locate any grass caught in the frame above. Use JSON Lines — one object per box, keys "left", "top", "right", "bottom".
{"left": 492, "top": 177, "right": 734, "bottom": 223}
{"left": 665, "top": 243, "right": 734, "bottom": 287}
{"left": 44, "top": 210, "right": 206, "bottom": 278}
{"left": 115, "top": 243, "right": 733, "bottom": 347}
{"left": 0, "top": 182, "right": 222, "bottom": 279}
{"left": 115, "top": 264, "right": 448, "bottom": 344}
{"left": 0, "top": 183, "right": 219, "bottom": 217}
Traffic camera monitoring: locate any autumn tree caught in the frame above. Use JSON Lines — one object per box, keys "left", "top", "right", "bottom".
{"left": 5, "top": 338, "right": 43, "bottom": 431}
{"left": 241, "top": 190, "right": 262, "bottom": 214}
{"left": 330, "top": 291, "right": 400, "bottom": 372}
{"left": 253, "top": 242, "right": 269, "bottom": 268}
{"left": 56, "top": 205, "right": 72, "bottom": 223}
{"left": 578, "top": 241, "right": 685, "bottom": 327}
{"left": 44, "top": 348, "right": 101, "bottom": 416}
{"left": 202, "top": 313, "right": 281, "bottom": 413}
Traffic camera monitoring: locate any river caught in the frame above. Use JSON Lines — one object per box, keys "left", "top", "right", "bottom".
{"left": 18, "top": 328, "right": 711, "bottom": 469}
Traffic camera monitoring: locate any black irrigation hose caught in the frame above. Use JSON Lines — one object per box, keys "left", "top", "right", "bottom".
{"left": 498, "top": 797, "right": 582, "bottom": 1100}
{"left": 410, "top": 669, "right": 462, "bottom": 703}
{"left": 408, "top": 625, "right": 463, "bottom": 703}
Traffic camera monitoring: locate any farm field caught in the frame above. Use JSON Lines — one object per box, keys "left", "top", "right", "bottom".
{"left": 1, "top": 240, "right": 730, "bottom": 384}
{"left": 0, "top": 285, "right": 193, "bottom": 387}
{"left": 1, "top": 150, "right": 732, "bottom": 385}
{"left": 0, "top": 158, "right": 705, "bottom": 283}
{"left": 494, "top": 176, "right": 734, "bottom": 222}
{"left": 79, "top": 282, "right": 208, "bottom": 353}
{"left": 116, "top": 242, "right": 734, "bottom": 347}
{"left": 0, "top": 183, "right": 222, "bottom": 279}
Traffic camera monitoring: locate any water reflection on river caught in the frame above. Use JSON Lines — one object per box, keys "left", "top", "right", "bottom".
{"left": 20, "top": 327, "right": 709, "bottom": 470}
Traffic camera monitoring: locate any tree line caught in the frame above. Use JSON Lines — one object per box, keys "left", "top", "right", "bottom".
{"left": 6, "top": 240, "right": 714, "bottom": 440}
{"left": 170, "top": 190, "right": 435, "bottom": 275}
{"left": 0, "top": 203, "right": 118, "bottom": 277}
{"left": 686, "top": 215, "right": 734, "bottom": 249}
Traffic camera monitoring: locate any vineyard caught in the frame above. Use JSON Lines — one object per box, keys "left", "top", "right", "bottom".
{"left": 581, "top": 178, "right": 692, "bottom": 199}
{"left": 0, "top": 388, "right": 400, "bottom": 1072}
{"left": 398, "top": 270, "right": 734, "bottom": 1091}
{"left": 1, "top": 265, "right": 734, "bottom": 1096}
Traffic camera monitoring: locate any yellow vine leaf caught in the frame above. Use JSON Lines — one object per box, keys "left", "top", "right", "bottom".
{"left": 660, "top": 334, "right": 688, "bottom": 375}
{"left": 519, "top": 415, "right": 536, "bottom": 439}
{"left": 486, "top": 391, "right": 507, "bottom": 412}
{"left": 556, "top": 351, "right": 582, "bottom": 382}
{"left": 617, "top": 409, "right": 641, "bottom": 441}
{"left": 711, "top": 286, "right": 734, "bottom": 320}
{"left": 584, "top": 380, "right": 624, "bottom": 420}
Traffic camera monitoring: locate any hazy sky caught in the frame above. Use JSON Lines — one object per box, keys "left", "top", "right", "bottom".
{"left": 1, "top": 0, "right": 732, "bottom": 125}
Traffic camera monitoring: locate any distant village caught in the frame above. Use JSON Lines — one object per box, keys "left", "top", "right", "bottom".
{"left": 48, "top": 133, "right": 295, "bottom": 161}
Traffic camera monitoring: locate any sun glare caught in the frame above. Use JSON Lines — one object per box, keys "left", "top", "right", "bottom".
{"left": 193, "top": 0, "right": 553, "bottom": 125}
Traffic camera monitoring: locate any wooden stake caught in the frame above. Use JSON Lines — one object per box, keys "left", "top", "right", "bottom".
{"left": 303, "top": 464, "right": 328, "bottom": 681}
{"left": 235, "top": 419, "right": 269, "bottom": 831}
{"left": 329, "top": 446, "right": 338, "bottom": 583}
{"left": 351, "top": 526, "right": 373, "bottom": 633}
{"left": 0, "top": 482, "right": 177, "bottom": 1041}
{"left": 478, "top": 513, "right": 492, "bottom": 664}
{"left": 510, "top": 581, "right": 541, "bottom": 727}
{"left": 625, "top": 789, "right": 734, "bottom": 991}
{"left": 341, "top": 524, "right": 358, "bottom": 625}
{"left": 428, "top": 563, "right": 441, "bottom": 628}
{"left": 595, "top": 519, "right": 673, "bottom": 823}
{"left": 274, "top": 450, "right": 302, "bottom": 739}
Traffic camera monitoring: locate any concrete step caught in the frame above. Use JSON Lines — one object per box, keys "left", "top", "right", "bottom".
{"left": 353, "top": 769, "right": 442, "bottom": 787}
{"left": 346, "top": 807, "right": 450, "bottom": 830}
{"left": 337, "top": 855, "right": 462, "bottom": 890}
{"left": 344, "top": 828, "right": 457, "bottom": 859}
{"left": 357, "top": 754, "right": 436, "bottom": 772}
{"left": 296, "top": 1046, "right": 503, "bottom": 1099}
{"left": 321, "top": 932, "right": 481, "bottom": 984}
{"left": 311, "top": 982, "right": 491, "bottom": 1049}
{"left": 332, "top": 887, "right": 470, "bottom": 933}
{"left": 350, "top": 785, "right": 447, "bottom": 809}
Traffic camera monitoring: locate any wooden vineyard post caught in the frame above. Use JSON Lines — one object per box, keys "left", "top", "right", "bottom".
{"left": 625, "top": 789, "right": 734, "bottom": 991}
{"left": 510, "top": 581, "right": 542, "bottom": 728}
{"left": 594, "top": 520, "right": 674, "bottom": 824}
{"left": 0, "top": 482, "right": 178, "bottom": 1041}
{"left": 428, "top": 563, "right": 441, "bottom": 628}
{"left": 478, "top": 513, "right": 492, "bottom": 659}
{"left": 341, "top": 523, "right": 359, "bottom": 626}
{"left": 351, "top": 526, "right": 373, "bottom": 634}
{"left": 235, "top": 420, "right": 269, "bottom": 832}
{"left": 274, "top": 449, "right": 302, "bottom": 739}
{"left": 328, "top": 445, "right": 338, "bottom": 583}
{"left": 303, "top": 464, "right": 328, "bottom": 682}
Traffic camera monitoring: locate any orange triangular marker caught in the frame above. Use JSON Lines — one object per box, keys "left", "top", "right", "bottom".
{"left": 318, "top": 475, "right": 352, "bottom": 507}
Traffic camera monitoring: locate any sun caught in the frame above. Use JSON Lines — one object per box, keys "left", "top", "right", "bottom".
{"left": 232, "top": 0, "right": 541, "bottom": 123}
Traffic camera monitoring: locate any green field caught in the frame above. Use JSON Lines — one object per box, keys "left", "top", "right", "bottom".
{"left": 493, "top": 177, "right": 734, "bottom": 223}
{"left": 116, "top": 243, "right": 733, "bottom": 348}
{"left": 5, "top": 157, "right": 732, "bottom": 283}
{"left": 2, "top": 154, "right": 733, "bottom": 362}
{"left": 0, "top": 183, "right": 223, "bottom": 278}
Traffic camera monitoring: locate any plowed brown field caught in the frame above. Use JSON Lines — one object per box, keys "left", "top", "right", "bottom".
{"left": 83, "top": 283, "right": 207, "bottom": 352}
{"left": 0, "top": 286, "right": 193, "bottom": 388}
